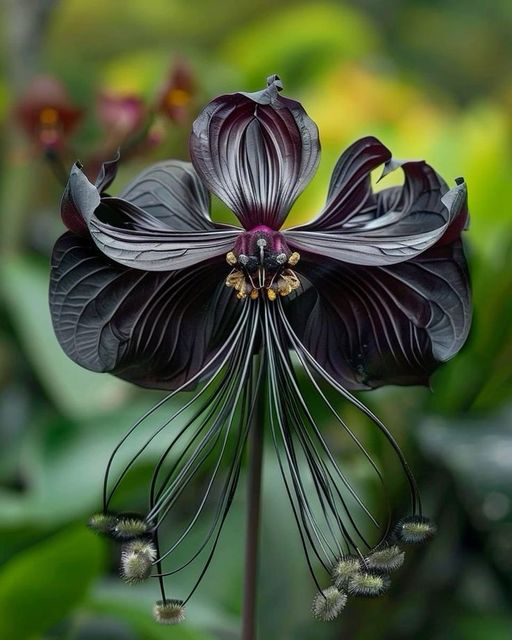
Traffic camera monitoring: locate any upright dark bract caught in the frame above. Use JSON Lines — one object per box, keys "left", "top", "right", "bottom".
{"left": 49, "top": 75, "right": 471, "bottom": 625}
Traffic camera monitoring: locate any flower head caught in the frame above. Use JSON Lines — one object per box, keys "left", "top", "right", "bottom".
{"left": 347, "top": 571, "right": 391, "bottom": 597}
{"left": 97, "top": 91, "right": 146, "bottom": 142}
{"left": 365, "top": 545, "right": 405, "bottom": 572}
{"left": 87, "top": 512, "right": 117, "bottom": 535}
{"left": 156, "top": 58, "right": 196, "bottom": 124}
{"left": 331, "top": 555, "right": 362, "bottom": 588}
{"left": 16, "top": 75, "right": 82, "bottom": 150}
{"left": 120, "top": 539, "right": 157, "bottom": 583}
{"left": 49, "top": 75, "right": 471, "bottom": 620}
{"left": 394, "top": 516, "right": 437, "bottom": 544}
{"left": 153, "top": 599, "right": 186, "bottom": 625}
{"left": 312, "top": 586, "right": 347, "bottom": 621}
{"left": 112, "top": 515, "right": 151, "bottom": 541}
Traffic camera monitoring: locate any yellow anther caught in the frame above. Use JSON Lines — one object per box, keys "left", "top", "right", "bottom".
{"left": 225, "top": 270, "right": 244, "bottom": 289}
{"left": 40, "top": 107, "right": 59, "bottom": 126}
{"left": 226, "top": 265, "right": 298, "bottom": 302}
{"left": 277, "top": 270, "right": 300, "bottom": 297}
{"left": 165, "top": 88, "right": 190, "bottom": 108}
{"left": 226, "top": 269, "right": 251, "bottom": 299}
{"left": 226, "top": 251, "right": 237, "bottom": 266}
{"left": 288, "top": 252, "right": 300, "bottom": 266}
{"left": 226, "top": 270, "right": 246, "bottom": 291}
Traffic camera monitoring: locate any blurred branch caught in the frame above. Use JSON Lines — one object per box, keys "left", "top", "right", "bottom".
{"left": 0, "top": 0, "right": 60, "bottom": 254}
{"left": 3, "top": 0, "right": 59, "bottom": 91}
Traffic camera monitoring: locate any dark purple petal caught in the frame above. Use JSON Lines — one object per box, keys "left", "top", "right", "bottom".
{"left": 49, "top": 232, "right": 238, "bottom": 390}
{"left": 62, "top": 161, "right": 240, "bottom": 271}
{"left": 95, "top": 151, "right": 121, "bottom": 193}
{"left": 118, "top": 160, "right": 213, "bottom": 231}
{"left": 371, "top": 176, "right": 469, "bottom": 249}
{"left": 189, "top": 75, "right": 320, "bottom": 230}
{"left": 61, "top": 154, "right": 120, "bottom": 234}
{"left": 284, "top": 158, "right": 467, "bottom": 266}
{"left": 435, "top": 177, "right": 469, "bottom": 246}
{"left": 298, "top": 137, "right": 392, "bottom": 231}
{"left": 284, "top": 239, "right": 471, "bottom": 390}
{"left": 60, "top": 161, "right": 99, "bottom": 235}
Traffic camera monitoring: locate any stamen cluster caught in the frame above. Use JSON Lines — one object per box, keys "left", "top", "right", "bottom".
{"left": 225, "top": 228, "right": 301, "bottom": 300}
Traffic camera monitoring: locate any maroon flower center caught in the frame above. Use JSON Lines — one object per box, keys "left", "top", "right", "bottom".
{"left": 225, "top": 227, "right": 300, "bottom": 300}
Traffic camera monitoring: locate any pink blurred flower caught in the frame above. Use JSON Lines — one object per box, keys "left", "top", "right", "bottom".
{"left": 97, "top": 92, "right": 146, "bottom": 141}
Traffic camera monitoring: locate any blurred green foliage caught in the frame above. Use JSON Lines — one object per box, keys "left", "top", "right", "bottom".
{"left": 1, "top": 1, "right": 512, "bottom": 639}
{"left": 0, "top": 526, "right": 105, "bottom": 639}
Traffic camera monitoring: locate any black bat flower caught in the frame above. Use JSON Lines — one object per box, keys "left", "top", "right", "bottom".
{"left": 49, "top": 76, "right": 471, "bottom": 624}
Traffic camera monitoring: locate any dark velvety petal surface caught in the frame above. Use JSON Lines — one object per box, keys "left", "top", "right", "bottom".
{"left": 285, "top": 141, "right": 467, "bottom": 266}
{"left": 283, "top": 239, "right": 471, "bottom": 390}
{"left": 298, "top": 136, "right": 392, "bottom": 231}
{"left": 118, "top": 160, "right": 214, "bottom": 231}
{"left": 94, "top": 152, "right": 121, "bottom": 193}
{"left": 49, "top": 232, "right": 238, "bottom": 390}
{"left": 190, "top": 75, "right": 320, "bottom": 230}
{"left": 60, "top": 173, "right": 90, "bottom": 235}
{"left": 61, "top": 155, "right": 121, "bottom": 234}
{"left": 62, "top": 162, "right": 240, "bottom": 271}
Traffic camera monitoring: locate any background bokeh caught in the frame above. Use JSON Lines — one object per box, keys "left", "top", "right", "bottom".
{"left": 1, "top": 1, "right": 512, "bottom": 638}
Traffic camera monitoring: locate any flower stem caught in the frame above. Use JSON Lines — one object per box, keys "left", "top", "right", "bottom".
{"left": 241, "top": 374, "right": 264, "bottom": 640}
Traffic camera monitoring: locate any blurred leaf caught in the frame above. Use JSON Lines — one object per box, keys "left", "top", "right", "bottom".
{"left": 220, "top": 3, "right": 377, "bottom": 91}
{"left": 0, "top": 80, "right": 7, "bottom": 121}
{"left": 70, "top": 614, "right": 137, "bottom": 640}
{"left": 0, "top": 148, "right": 35, "bottom": 253}
{"left": 88, "top": 590, "right": 220, "bottom": 640}
{"left": 418, "top": 407, "right": 512, "bottom": 525}
{"left": 0, "top": 397, "right": 176, "bottom": 526}
{"left": 455, "top": 612, "right": 512, "bottom": 640}
{"left": 259, "top": 458, "right": 325, "bottom": 639}
{"left": 100, "top": 50, "right": 169, "bottom": 96}
{"left": 91, "top": 601, "right": 215, "bottom": 639}
{"left": 0, "top": 526, "right": 105, "bottom": 639}
{"left": 455, "top": 106, "right": 512, "bottom": 256}
{"left": 1, "top": 256, "right": 131, "bottom": 419}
